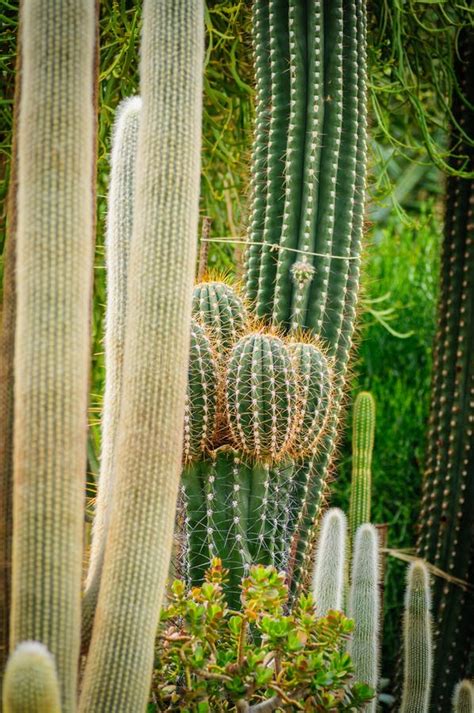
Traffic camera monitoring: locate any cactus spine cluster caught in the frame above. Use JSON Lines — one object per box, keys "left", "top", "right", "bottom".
{"left": 244, "top": 0, "right": 368, "bottom": 590}
{"left": 348, "top": 525, "right": 379, "bottom": 713}
{"left": 453, "top": 681, "right": 474, "bottom": 713}
{"left": 183, "top": 281, "right": 334, "bottom": 599}
{"left": 400, "top": 562, "right": 433, "bottom": 713}
{"left": 3, "top": 643, "right": 61, "bottom": 713}
{"left": 349, "top": 392, "right": 375, "bottom": 539}
{"left": 417, "top": 28, "right": 474, "bottom": 705}
{"left": 82, "top": 96, "right": 141, "bottom": 650}
{"left": 78, "top": 2, "right": 204, "bottom": 710}
{"left": 10, "top": 2, "right": 95, "bottom": 710}
{"left": 311, "top": 509, "right": 347, "bottom": 615}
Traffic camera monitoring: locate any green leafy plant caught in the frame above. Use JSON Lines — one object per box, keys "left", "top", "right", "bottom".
{"left": 153, "top": 559, "right": 373, "bottom": 712}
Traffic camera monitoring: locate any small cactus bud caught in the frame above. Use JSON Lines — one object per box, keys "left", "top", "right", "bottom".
{"left": 192, "top": 281, "right": 247, "bottom": 359}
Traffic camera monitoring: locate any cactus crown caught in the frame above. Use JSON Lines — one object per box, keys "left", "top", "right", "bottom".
{"left": 3, "top": 642, "right": 61, "bottom": 713}
{"left": 192, "top": 281, "right": 248, "bottom": 359}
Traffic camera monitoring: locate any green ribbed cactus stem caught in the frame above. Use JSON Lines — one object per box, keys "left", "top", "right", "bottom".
{"left": 11, "top": 2, "right": 95, "bottom": 710}
{"left": 226, "top": 333, "right": 297, "bottom": 461}
{"left": 400, "top": 561, "right": 433, "bottom": 713}
{"left": 453, "top": 681, "right": 474, "bottom": 713}
{"left": 290, "top": 0, "right": 367, "bottom": 595}
{"left": 78, "top": 3, "right": 203, "bottom": 711}
{"left": 416, "top": 29, "right": 474, "bottom": 706}
{"left": 192, "top": 281, "right": 248, "bottom": 359}
{"left": 311, "top": 508, "right": 346, "bottom": 615}
{"left": 254, "top": 0, "right": 290, "bottom": 319}
{"left": 348, "top": 525, "right": 380, "bottom": 712}
{"left": 349, "top": 392, "right": 375, "bottom": 539}
{"left": 244, "top": 0, "right": 271, "bottom": 303}
{"left": 3, "top": 643, "right": 61, "bottom": 713}
{"left": 183, "top": 320, "right": 219, "bottom": 463}
{"left": 82, "top": 96, "right": 141, "bottom": 652}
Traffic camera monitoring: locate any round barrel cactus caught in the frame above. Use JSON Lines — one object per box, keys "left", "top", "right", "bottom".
{"left": 183, "top": 320, "right": 219, "bottom": 463}
{"left": 288, "top": 341, "right": 332, "bottom": 458}
{"left": 225, "top": 333, "right": 296, "bottom": 461}
{"left": 192, "top": 281, "right": 248, "bottom": 358}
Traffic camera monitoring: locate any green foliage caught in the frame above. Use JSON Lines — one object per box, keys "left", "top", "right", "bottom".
{"left": 152, "top": 560, "right": 373, "bottom": 712}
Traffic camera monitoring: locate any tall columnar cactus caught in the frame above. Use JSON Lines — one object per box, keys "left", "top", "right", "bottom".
{"left": 348, "top": 525, "right": 380, "bottom": 713}
{"left": 82, "top": 96, "right": 141, "bottom": 650}
{"left": 244, "top": 0, "right": 368, "bottom": 592}
{"left": 349, "top": 392, "right": 375, "bottom": 539}
{"left": 311, "top": 508, "right": 346, "bottom": 615}
{"left": 453, "top": 681, "right": 474, "bottom": 713}
{"left": 400, "top": 561, "right": 433, "bottom": 713}
{"left": 3, "top": 643, "right": 61, "bottom": 713}
{"left": 0, "top": 13, "right": 21, "bottom": 678}
{"left": 10, "top": 2, "right": 95, "bottom": 711}
{"left": 416, "top": 28, "right": 474, "bottom": 705}
{"left": 78, "top": 2, "right": 204, "bottom": 711}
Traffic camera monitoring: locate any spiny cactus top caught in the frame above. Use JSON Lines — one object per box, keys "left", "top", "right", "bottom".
{"left": 192, "top": 281, "right": 248, "bottom": 358}
{"left": 225, "top": 332, "right": 297, "bottom": 462}
{"left": 3, "top": 642, "right": 61, "bottom": 713}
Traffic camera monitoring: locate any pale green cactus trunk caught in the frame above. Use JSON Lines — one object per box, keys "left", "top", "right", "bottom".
{"left": 311, "top": 508, "right": 347, "bottom": 615}
{"left": 453, "top": 681, "right": 474, "bottom": 713}
{"left": 10, "top": 2, "right": 95, "bottom": 711}
{"left": 3, "top": 643, "right": 61, "bottom": 713}
{"left": 78, "top": 2, "right": 204, "bottom": 710}
{"left": 349, "top": 392, "right": 375, "bottom": 539}
{"left": 400, "top": 562, "right": 433, "bottom": 713}
{"left": 348, "top": 524, "right": 380, "bottom": 713}
{"left": 82, "top": 96, "right": 141, "bottom": 650}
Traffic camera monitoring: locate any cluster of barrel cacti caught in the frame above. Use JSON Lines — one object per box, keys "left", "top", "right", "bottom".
{"left": 182, "top": 280, "right": 333, "bottom": 598}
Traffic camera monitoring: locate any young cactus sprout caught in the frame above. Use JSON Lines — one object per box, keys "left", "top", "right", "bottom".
{"left": 349, "top": 391, "right": 376, "bottom": 539}
{"left": 183, "top": 320, "right": 219, "bottom": 463}
{"left": 400, "top": 561, "right": 433, "bottom": 713}
{"left": 3, "top": 642, "right": 61, "bottom": 713}
{"left": 225, "top": 332, "right": 297, "bottom": 462}
{"left": 287, "top": 340, "right": 332, "bottom": 458}
{"left": 348, "top": 524, "right": 380, "bottom": 713}
{"left": 312, "top": 508, "right": 347, "bottom": 615}
{"left": 453, "top": 681, "right": 474, "bottom": 713}
{"left": 192, "top": 281, "right": 248, "bottom": 359}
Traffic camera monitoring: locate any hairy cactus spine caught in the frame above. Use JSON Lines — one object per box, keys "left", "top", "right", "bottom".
{"left": 11, "top": 2, "right": 95, "bottom": 710}
{"left": 3, "top": 642, "right": 61, "bottom": 713}
{"left": 311, "top": 508, "right": 346, "bottom": 615}
{"left": 349, "top": 392, "right": 375, "bottom": 539}
{"left": 417, "top": 29, "right": 474, "bottom": 705}
{"left": 400, "top": 562, "right": 433, "bottom": 713}
{"left": 82, "top": 96, "right": 141, "bottom": 650}
{"left": 78, "top": 3, "right": 204, "bottom": 710}
{"left": 453, "top": 681, "right": 474, "bottom": 713}
{"left": 348, "top": 525, "right": 380, "bottom": 712}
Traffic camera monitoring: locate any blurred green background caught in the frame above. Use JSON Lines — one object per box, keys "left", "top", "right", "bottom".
{"left": 3, "top": 0, "right": 471, "bottom": 679}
